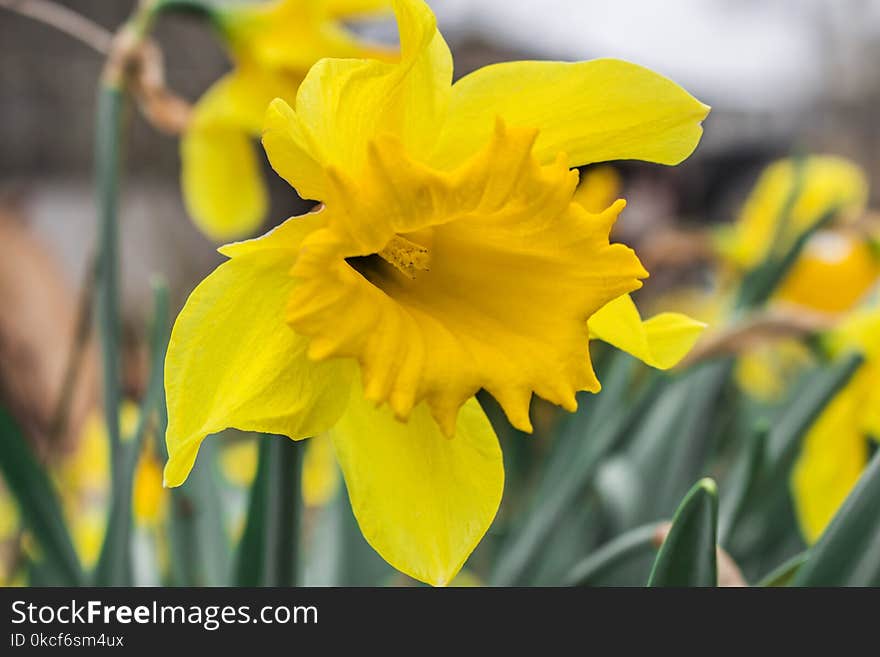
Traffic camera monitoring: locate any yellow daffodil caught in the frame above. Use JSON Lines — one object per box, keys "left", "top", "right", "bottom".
{"left": 715, "top": 155, "right": 868, "bottom": 271}
{"left": 793, "top": 308, "right": 880, "bottom": 541}
{"left": 164, "top": 0, "right": 709, "bottom": 585}
{"left": 708, "top": 155, "right": 876, "bottom": 400}
{"left": 182, "top": 0, "right": 392, "bottom": 240}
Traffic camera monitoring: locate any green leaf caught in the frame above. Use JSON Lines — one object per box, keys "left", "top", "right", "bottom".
{"left": 303, "top": 484, "right": 394, "bottom": 586}
{"left": 0, "top": 410, "right": 84, "bottom": 585}
{"left": 757, "top": 552, "right": 808, "bottom": 587}
{"left": 491, "top": 354, "right": 657, "bottom": 585}
{"left": 648, "top": 478, "right": 719, "bottom": 587}
{"left": 718, "top": 423, "right": 765, "bottom": 543}
{"left": 165, "top": 441, "right": 231, "bottom": 586}
{"left": 792, "top": 451, "right": 880, "bottom": 586}
{"left": 565, "top": 523, "right": 659, "bottom": 586}
{"left": 764, "top": 353, "right": 863, "bottom": 470}
{"left": 614, "top": 360, "right": 732, "bottom": 525}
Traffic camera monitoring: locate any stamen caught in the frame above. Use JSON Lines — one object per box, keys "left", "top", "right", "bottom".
{"left": 378, "top": 235, "right": 431, "bottom": 279}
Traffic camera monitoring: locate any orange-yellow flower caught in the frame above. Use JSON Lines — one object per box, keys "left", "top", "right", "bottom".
{"left": 164, "top": 0, "right": 708, "bottom": 585}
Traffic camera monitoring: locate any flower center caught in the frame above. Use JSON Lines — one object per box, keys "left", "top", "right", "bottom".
{"left": 348, "top": 234, "right": 431, "bottom": 282}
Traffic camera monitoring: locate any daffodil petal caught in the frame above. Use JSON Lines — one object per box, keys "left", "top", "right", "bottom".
{"left": 223, "top": 0, "right": 392, "bottom": 71}
{"left": 163, "top": 248, "right": 355, "bottom": 487}
{"left": 330, "top": 387, "right": 503, "bottom": 586}
{"left": 792, "top": 383, "right": 868, "bottom": 543}
{"left": 572, "top": 165, "right": 622, "bottom": 214}
{"left": 193, "top": 66, "right": 301, "bottom": 135}
{"left": 324, "top": 0, "right": 390, "bottom": 17}
{"left": 218, "top": 209, "right": 326, "bottom": 258}
{"left": 263, "top": 0, "right": 451, "bottom": 199}
{"left": 181, "top": 125, "right": 267, "bottom": 241}
{"left": 588, "top": 294, "right": 705, "bottom": 370}
{"left": 432, "top": 58, "right": 709, "bottom": 170}
{"left": 181, "top": 65, "right": 304, "bottom": 241}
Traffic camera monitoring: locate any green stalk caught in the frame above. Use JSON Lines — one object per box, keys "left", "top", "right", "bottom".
{"left": 92, "top": 81, "right": 128, "bottom": 585}
{"left": 235, "top": 438, "right": 304, "bottom": 586}
{"left": 94, "top": 83, "right": 124, "bottom": 482}
{"left": 264, "top": 438, "right": 303, "bottom": 586}
{"left": 94, "top": 280, "right": 170, "bottom": 585}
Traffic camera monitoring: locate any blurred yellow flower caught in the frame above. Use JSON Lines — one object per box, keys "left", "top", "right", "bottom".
{"left": 72, "top": 509, "right": 106, "bottom": 569}
{"left": 219, "top": 437, "right": 260, "bottom": 487}
{"left": 709, "top": 155, "right": 875, "bottom": 400}
{"left": 775, "top": 229, "right": 879, "bottom": 315}
{"left": 132, "top": 444, "right": 167, "bottom": 526}
{"left": 734, "top": 340, "right": 814, "bottom": 401}
{"left": 54, "top": 401, "right": 166, "bottom": 566}
{"left": 716, "top": 156, "right": 867, "bottom": 270}
{"left": 301, "top": 434, "right": 340, "bottom": 508}
{"left": 164, "top": 0, "right": 709, "bottom": 585}
{"left": 181, "top": 0, "right": 392, "bottom": 241}
{"left": 792, "top": 308, "right": 880, "bottom": 542}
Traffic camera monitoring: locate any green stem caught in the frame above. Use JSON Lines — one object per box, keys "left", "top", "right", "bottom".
{"left": 235, "top": 437, "right": 304, "bottom": 586}
{"left": 264, "top": 438, "right": 303, "bottom": 586}
{"left": 94, "top": 83, "right": 124, "bottom": 501}
{"left": 94, "top": 280, "right": 169, "bottom": 585}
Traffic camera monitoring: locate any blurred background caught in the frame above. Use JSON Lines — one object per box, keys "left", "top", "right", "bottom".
{"left": 2, "top": 0, "right": 880, "bottom": 586}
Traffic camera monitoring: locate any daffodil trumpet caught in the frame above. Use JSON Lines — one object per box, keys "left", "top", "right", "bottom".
{"left": 164, "top": 0, "right": 709, "bottom": 585}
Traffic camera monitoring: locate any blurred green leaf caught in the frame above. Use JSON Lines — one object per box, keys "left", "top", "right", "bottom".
{"left": 792, "top": 451, "right": 880, "bottom": 586}
{"left": 764, "top": 353, "right": 862, "bottom": 470}
{"left": 165, "top": 440, "right": 231, "bottom": 586}
{"left": 648, "top": 478, "right": 718, "bottom": 587}
{"left": 491, "top": 354, "right": 657, "bottom": 585}
{"left": 303, "top": 484, "right": 394, "bottom": 586}
{"left": 0, "top": 410, "right": 84, "bottom": 585}
{"left": 565, "top": 522, "right": 659, "bottom": 586}
{"left": 718, "top": 424, "right": 765, "bottom": 543}
{"left": 614, "top": 361, "right": 731, "bottom": 526}
{"left": 757, "top": 552, "right": 807, "bottom": 587}
{"left": 720, "top": 355, "right": 860, "bottom": 576}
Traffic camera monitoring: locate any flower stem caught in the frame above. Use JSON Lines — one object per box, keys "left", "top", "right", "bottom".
{"left": 94, "top": 82, "right": 124, "bottom": 501}
{"left": 235, "top": 438, "right": 304, "bottom": 586}
{"left": 265, "top": 438, "right": 303, "bottom": 586}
